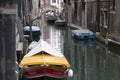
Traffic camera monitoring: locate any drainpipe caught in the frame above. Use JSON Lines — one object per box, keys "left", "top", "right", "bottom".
{"left": 66, "top": 0, "right": 68, "bottom": 24}
{"left": 82, "top": 0, "right": 85, "bottom": 29}
{"left": 96, "top": 0, "right": 100, "bottom": 32}
{"left": 29, "top": 19, "right": 33, "bottom": 42}
{"left": 106, "top": 0, "right": 110, "bottom": 44}
{"left": 82, "top": 0, "right": 87, "bottom": 29}
{"left": 85, "top": 0, "right": 87, "bottom": 29}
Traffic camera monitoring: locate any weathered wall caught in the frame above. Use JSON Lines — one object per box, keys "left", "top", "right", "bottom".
{"left": 109, "top": 0, "right": 120, "bottom": 40}
{"left": 0, "top": 0, "right": 20, "bottom": 80}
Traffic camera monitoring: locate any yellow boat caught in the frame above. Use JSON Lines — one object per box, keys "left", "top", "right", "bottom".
{"left": 19, "top": 39, "right": 73, "bottom": 79}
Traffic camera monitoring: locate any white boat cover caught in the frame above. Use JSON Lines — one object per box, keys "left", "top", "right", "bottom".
{"left": 25, "top": 39, "right": 64, "bottom": 57}
{"left": 24, "top": 26, "right": 40, "bottom": 31}
{"left": 28, "top": 41, "right": 38, "bottom": 50}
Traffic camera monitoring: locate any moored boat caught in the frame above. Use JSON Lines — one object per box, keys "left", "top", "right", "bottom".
{"left": 45, "top": 10, "right": 57, "bottom": 22}
{"left": 24, "top": 26, "right": 41, "bottom": 37}
{"left": 71, "top": 29, "right": 94, "bottom": 39}
{"left": 19, "top": 39, "right": 73, "bottom": 79}
{"left": 55, "top": 19, "right": 67, "bottom": 26}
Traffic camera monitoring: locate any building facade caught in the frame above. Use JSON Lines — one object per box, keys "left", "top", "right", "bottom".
{"left": 64, "top": 0, "right": 120, "bottom": 44}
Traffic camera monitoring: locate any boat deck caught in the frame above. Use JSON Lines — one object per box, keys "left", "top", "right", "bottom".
{"left": 71, "top": 29, "right": 94, "bottom": 39}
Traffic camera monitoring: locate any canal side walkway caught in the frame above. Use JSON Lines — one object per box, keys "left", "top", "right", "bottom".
{"left": 68, "top": 24, "right": 120, "bottom": 46}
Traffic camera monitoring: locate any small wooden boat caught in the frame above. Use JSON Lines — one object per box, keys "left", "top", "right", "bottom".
{"left": 19, "top": 39, "right": 73, "bottom": 79}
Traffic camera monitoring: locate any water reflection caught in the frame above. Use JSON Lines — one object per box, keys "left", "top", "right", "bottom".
{"left": 73, "top": 39, "right": 95, "bottom": 47}
{"left": 37, "top": 23, "right": 120, "bottom": 80}
{"left": 64, "top": 28, "right": 120, "bottom": 80}
{"left": 42, "top": 23, "right": 66, "bottom": 53}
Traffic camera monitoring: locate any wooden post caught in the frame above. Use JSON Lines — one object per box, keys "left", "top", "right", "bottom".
{"left": 0, "top": 1, "right": 17, "bottom": 80}
{"left": 0, "top": 14, "right": 17, "bottom": 80}
{"left": 29, "top": 19, "right": 33, "bottom": 42}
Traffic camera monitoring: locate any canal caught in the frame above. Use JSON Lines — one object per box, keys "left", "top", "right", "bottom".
{"left": 30, "top": 21, "right": 120, "bottom": 80}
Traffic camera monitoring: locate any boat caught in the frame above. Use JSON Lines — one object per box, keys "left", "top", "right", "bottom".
{"left": 19, "top": 39, "right": 73, "bottom": 79}
{"left": 55, "top": 19, "right": 67, "bottom": 26}
{"left": 71, "top": 29, "right": 94, "bottom": 39}
{"left": 24, "top": 26, "right": 41, "bottom": 37}
{"left": 45, "top": 10, "right": 57, "bottom": 22}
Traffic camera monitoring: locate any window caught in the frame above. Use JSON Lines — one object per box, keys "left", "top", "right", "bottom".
{"left": 110, "top": 0, "right": 115, "bottom": 11}
{"left": 103, "top": 11, "right": 107, "bottom": 28}
{"left": 112, "top": 0, "right": 115, "bottom": 11}
{"left": 100, "top": 9, "right": 108, "bottom": 28}
{"left": 52, "top": 0, "right": 56, "bottom": 3}
{"left": 110, "top": 0, "right": 115, "bottom": 14}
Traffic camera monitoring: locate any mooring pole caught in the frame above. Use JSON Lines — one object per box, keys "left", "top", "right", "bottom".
{"left": 0, "top": 1, "right": 18, "bottom": 80}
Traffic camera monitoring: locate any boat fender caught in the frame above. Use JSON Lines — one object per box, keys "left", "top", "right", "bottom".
{"left": 67, "top": 69, "right": 73, "bottom": 77}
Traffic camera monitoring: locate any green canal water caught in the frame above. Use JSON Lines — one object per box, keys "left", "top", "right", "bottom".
{"left": 28, "top": 22, "right": 120, "bottom": 80}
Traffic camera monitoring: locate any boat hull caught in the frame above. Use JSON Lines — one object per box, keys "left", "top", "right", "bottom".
{"left": 19, "top": 39, "right": 73, "bottom": 79}
{"left": 23, "top": 66, "right": 68, "bottom": 78}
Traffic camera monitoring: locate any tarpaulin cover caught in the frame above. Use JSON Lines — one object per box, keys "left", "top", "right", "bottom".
{"left": 20, "top": 54, "right": 70, "bottom": 67}
{"left": 20, "top": 39, "right": 70, "bottom": 67}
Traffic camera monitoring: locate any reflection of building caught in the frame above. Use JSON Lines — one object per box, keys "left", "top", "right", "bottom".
{"left": 49, "top": 27, "right": 64, "bottom": 53}
{"left": 42, "top": 24, "right": 50, "bottom": 42}
{"left": 42, "top": 24, "right": 64, "bottom": 54}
